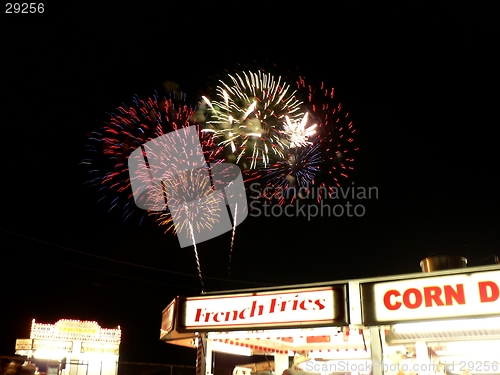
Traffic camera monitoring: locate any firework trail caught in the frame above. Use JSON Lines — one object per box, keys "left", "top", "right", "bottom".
{"left": 198, "top": 69, "right": 307, "bottom": 271}
{"left": 82, "top": 90, "right": 223, "bottom": 290}
{"left": 228, "top": 202, "right": 238, "bottom": 274}
{"left": 120, "top": 120, "right": 245, "bottom": 287}
{"left": 188, "top": 221, "right": 205, "bottom": 293}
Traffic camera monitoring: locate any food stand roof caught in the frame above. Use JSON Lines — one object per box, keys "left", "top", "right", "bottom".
{"left": 201, "top": 263, "right": 500, "bottom": 295}
{"left": 160, "top": 263, "right": 500, "bottom": 358}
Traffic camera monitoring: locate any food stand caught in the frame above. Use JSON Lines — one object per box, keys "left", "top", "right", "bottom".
{"left": 161, "top": 258, "right": 500, "bottom": 375}
{"left": 15, "top": 319, "right": 121, "bottom": 375}
{"left": 360, "top": 260, "right": 500, "bottom": 375}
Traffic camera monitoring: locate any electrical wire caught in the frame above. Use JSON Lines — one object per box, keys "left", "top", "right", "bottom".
{"left": 1, "top": 227, "right": 277, "bottom": 287}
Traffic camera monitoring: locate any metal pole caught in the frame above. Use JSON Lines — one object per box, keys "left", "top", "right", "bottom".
{"left": 370, "top": 327, "right": 384, "bottom": 375}
{"left": 30, "top": 339, "right": 34, "bottom": 363}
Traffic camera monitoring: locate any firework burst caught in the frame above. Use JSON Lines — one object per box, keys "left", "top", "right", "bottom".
{"left": 296, "top": 76, "right": 357, "bottom": 193}
{"left": 249, "top": 74, "right": 358, "bottom": 204}
{"left": 200, "top": 70, "right": 305, "bottom": 170}
{"left": 260, "top": 143, "right": 323, "bottom": 205}
{"left": 82, "top": 67, "right": 358, "bottom": 286}
{"left": 82, "top": 90, "right": 223, "bottom": 225}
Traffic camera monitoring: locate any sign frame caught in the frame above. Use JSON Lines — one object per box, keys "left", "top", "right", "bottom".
{"left": 177, "top": 285, "right": 348, "bottom": 332}
{"left": 361, "top": 269, "right": 500, "bottom": 325}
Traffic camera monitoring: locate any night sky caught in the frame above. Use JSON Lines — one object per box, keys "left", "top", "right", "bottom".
{"left": 1, "top": 1, "right": 499, "bottom": 369}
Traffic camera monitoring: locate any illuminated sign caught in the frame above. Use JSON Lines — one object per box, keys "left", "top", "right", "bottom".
{"left": 361, "top": 269, "right": 500, "bottom": 324}
{"left": 100, "top": 330, "right": 121, "bottom": 343}
{"left": 179, "top": 286, "right": 347, "bottom": 331}
{"left": 81, "top": 343, "right": 119, "bottom": 355}
{"left": 31, "top": 324, "right": 53, "bottom": 338}
{"left": 33, "top": 339, "right": 73, "bottom": 351}
{"left": 15, "top": 339, "right": 33, "bottom": 350}
{"left": 55, "top": 320, "right": 99, "bottom": 339}
{"left": 30, "top": 320, "right": 121, "bottom": 343}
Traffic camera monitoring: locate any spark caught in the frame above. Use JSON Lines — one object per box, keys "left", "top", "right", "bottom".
{"left": 282, "top": 113, "right": 317, "bottom": 148}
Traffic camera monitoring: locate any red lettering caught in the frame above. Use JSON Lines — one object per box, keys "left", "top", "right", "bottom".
{"left": 424, "top": 286, "right": 444, "bottom": 307}
{"left": 479, "top": 281, "right": 499, "bottom": 302}
{"left": 403, "top": 288, "right": 422, "bottom": 309}
{"left": 195, "top": 308, "right": 204, "bottom": 322}
{"left": 299, "top": 299, "right": 312, "bottom": 310}
{"left": 191, "top": 292, "right": 332, "bottom": 325}
{"left": 385, "top": 284, "right": 467, "bottom": 311}
{"left": 204, "top": 311, "right": 211, "bottom": 322}
{"left": 238, "top": 307, "right": 249, "bottom": 319}
{"left": 444, "top": 284, "right": 465, "bottom": 305}
{"left": 250, "top": 301, "right": 264, "bottom": 317}
{"left": 384, "top": 290, "right": 401, "bottom": 310}
{"left": 315, "top": 298, "right": 325, "bottom": 310}
{"left": 269, "top": 298, "right": 277, "bottom": 313}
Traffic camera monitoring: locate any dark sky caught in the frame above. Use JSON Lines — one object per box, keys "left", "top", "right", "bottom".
{"left": 1, "top": 0, "right": 499, "bottom": 368}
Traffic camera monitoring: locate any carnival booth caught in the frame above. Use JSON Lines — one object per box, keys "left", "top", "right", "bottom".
{"left": 359, "top": 257, "right": 500, "bottom": 375}
{"left": 160, "top": 283, "right": 372, "bottom": 375}
{"left": 15, "top": 319, "right": 121, "bottom": 375}
{"left": 160, "top": 257, "right": 500, "bottom": 375}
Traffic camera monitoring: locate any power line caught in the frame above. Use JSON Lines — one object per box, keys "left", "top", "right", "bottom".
{"left": 1, "top": 227, "right": 276, "bottom": 287}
